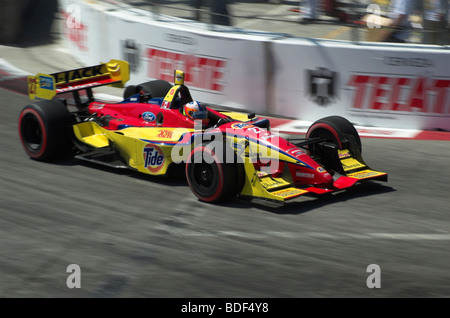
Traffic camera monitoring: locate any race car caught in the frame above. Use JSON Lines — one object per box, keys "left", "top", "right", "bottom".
{"left": 18, "top": 59, "right": 387, "bottom": 205}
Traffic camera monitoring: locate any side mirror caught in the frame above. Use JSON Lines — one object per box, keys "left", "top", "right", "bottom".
{"left": 156, "top": 112, "right": 164, "bottom": 126}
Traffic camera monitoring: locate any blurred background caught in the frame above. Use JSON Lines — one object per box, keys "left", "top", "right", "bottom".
{"left": 1, "top": 0, "right": 449, "bottom": 46}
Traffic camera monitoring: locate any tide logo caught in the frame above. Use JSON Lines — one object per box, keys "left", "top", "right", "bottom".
{"left": 143, "top": 144, "right": 164, "bottom": 173}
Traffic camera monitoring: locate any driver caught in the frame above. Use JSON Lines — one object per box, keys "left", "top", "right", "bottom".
{"left": 182, "top": 101, "right": 210, "bottom": 128}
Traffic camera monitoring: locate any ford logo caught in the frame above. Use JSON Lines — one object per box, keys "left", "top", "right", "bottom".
{"left": 142, "top": 112, "right": 155, "bottom": 122}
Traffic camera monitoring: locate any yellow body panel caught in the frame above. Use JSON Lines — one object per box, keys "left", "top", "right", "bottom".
{"left": 28, "top": 73, "right": 57, "bottom": 100}
{"left": 120, "top": 126, "right": 192, "bottom": 142}
{"left": 238, "top": 157, "right": 306, "bottom": 203}
{"left": 220, "top": 111, "right": 252, "bottom": 122}
{"left": 341, "top": 157, "right": 367, "bottom": 172}
{"left": 73, "top": 122, "right": 110, "bottom": 148}
{"left": 72, "top": 122, "right": 194, "bottom": 175}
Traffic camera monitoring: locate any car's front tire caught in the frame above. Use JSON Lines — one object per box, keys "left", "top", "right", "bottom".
{"left": 306, "top": 116, "right": 363, "bottom": 174}
{"left": 185, "top": 145, "right": 243, "bottom": 203}
{"left": 306, "top": 115, "right": 362, "bottom": 154}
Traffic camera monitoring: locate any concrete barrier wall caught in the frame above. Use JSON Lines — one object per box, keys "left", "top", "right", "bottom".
{"left": 58, "top": 0, "right": 450, "bottom": 131}
{"left": 270, "top": 39, "right": 450, "bottom": 130}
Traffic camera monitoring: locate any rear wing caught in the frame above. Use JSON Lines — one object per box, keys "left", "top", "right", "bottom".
{"left": 27, "top": 59, "right": 129, "bottom": 103}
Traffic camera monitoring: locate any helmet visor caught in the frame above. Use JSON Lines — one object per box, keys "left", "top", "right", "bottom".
{"left": 191, "top": 110, "right": 208, "bottom": 120}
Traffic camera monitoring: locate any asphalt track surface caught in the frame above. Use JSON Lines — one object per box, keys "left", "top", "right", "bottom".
{"left": 2, "top": 84, "right": 450, "bottom": 298}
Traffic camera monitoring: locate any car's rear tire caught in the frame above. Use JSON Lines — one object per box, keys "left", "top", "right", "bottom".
{"left": 123, "top": 80, "right": 172, "bottom": 99}
{"left": 18, "top": 99, "right": 74, "bottom": 161}
{"left": 186, "top": 144, "right": 244, "bottom": 203}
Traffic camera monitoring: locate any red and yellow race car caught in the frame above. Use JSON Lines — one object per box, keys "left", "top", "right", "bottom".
{"left": 19, "top": 59, "right": 387, "bottom": 205}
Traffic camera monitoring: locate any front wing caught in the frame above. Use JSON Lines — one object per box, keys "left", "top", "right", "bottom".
{"left": 239, "top": 147, "right": 387, "bottom": 205}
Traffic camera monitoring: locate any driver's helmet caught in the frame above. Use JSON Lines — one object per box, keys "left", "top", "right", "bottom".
{"left": 183, "top": 101, "right": 209, "bottom": 127}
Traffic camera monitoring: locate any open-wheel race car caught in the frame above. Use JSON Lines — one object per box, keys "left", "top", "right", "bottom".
{"left": 19, "top": 59, "right": 387, "bottom": 205}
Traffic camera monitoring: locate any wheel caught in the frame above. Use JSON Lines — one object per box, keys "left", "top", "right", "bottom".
{"left": 18, "top": 99, "right": 74, "bottom": 161}
{"left": 306, "top": 116, "right": 361, "bottom": 153}
{"left": 185, "top": 144, "right": 244, "bottom": 203}
{"left": 123, "top": 80, "right": 172, "bottom": 99}
{"left": 306, "top": 116, "right": 362, "bottom": 174}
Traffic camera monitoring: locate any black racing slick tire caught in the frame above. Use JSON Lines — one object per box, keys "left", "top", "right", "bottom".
{"left": 123, "top": 80, "right": 172, "bottom": 99}
{"left": 306, "top": 116, "right": 362, "bottom": 154}
{"left": 18, "top": 99, "right": 74, "bottom": 161}
{"left": 186, "top": 145, "right": 244, "bottom": 203}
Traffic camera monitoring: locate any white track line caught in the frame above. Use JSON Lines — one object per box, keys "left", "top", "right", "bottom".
{"left": 154, "top": 226, "right": 450, "bottom": 241}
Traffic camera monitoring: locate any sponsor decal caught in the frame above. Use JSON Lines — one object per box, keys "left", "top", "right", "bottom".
{"left": 272, "top": 188, "right": 306, "bottom": 199}
{"left": 39, "top": 75, "right": 54, "bottom": 90}
{"left": 338, "top": 149, "right": 351, "bottom": 159}
{"left": 261, "top": 180, "right": 282, "bottom": 189}
{"left": 143, "top": 144, "right": 165, "bottom": 173}
{"left": 142, "top": 112, "right": 155, "bottom": 122}
{"left": 28, "top": 77, "right": 37, "bottom": 96}
{"left": 165, "top": 33, "right": 197, "bottom": 46}
{"left": 231, "top": 122, "right": 252, "bottom": 129}
{"left": 260, "top": 133, "right": 276, "bottom": 141}
{"left": 157, "top": 130, "right": 173, "bottom": 139}
{"left": 175, "top": 72, "right": 184, "bottom": 84}
{"left": 348, "top": 169, "right": 385, "bottom": 179}
{"left": 296, "top": 171, "right": 314, "bottom": 178}
{"left": 257, "top": 171, "right": 268, "bottom": 178}
{"left": 229, "top": 124, "right": 274, "bottom": 139}
{"left": 246, "top": 126, "right": 270, "bottom": 136}
{"left": 341, "top": 158, "right": 366, "bottom": 171}
{"left": 382, "top": 56, "right": 434, "bottom": 68}
{"left": 346, "top": 74, "right": 450, "bottom": 114}
{"left": 52, "top": 65, "right": 104, "bottom": 84}
{"left": 61, "top": 9, "right": 88, "bottom": 52}
{"left": 307, "top": 67, "right": 337, "bottom": 106}
{"left": 317, "top": 167, "right": 326, "bottom": 173}
{"left": 90, "top": 102, "right": 105, "bottom": 110}
{"left": 145, "top": 47, "right": 226, "bottom": 92}
{"left": 56, "top": 82, "right": 101, "bottom": 93}
{"left": 287, "top": 148, "right": 305, "bottom": 157}
{"left": 121, "top": 39, "right": 140, "bottom": 73}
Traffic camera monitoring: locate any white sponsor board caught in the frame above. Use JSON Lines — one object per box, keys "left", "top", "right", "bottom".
{"left": 271, "top": 38, "right": 450, "bottom": 130}
{"left": 58, "top": 0, "right": 450, "bottom": 131}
